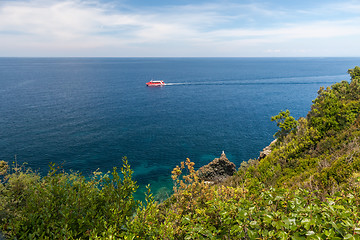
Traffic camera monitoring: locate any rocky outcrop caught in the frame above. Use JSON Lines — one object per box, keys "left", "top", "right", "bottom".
{"left": 198, "top": 151, "right": 236, "bottom": 183}
{"left": 258, "top": 139, "right": 277, "bottom": 160}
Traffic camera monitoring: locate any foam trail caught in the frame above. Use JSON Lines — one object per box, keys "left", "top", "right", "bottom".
{"left": 165, "top": 83, "right": 191, "bottom": 86}
{"left": 165, "top": 81, "right": 221, "bottom": 86}
{"left": 164, "top": 74, "right": 345, "bottom": 86}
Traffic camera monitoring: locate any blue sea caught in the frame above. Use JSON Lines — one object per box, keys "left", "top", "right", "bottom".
{"left": 1, "top": 57, "right": 359, "bottom": 198}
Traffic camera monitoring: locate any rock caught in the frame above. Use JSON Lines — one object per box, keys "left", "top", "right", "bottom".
{"left": 258, "top": 139, "right": 277, "bottom": 160}
{"left": 198, "top": 151, "right": 236, "bottom": 182}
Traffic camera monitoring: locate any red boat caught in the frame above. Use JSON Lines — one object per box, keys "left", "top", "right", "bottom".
{"left": 146, "top": 80, "right": 165, "bottom": 87}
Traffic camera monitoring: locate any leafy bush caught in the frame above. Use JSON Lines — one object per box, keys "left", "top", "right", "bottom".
{"left": 0, "top": 158, "right": 137, "bottom": 239}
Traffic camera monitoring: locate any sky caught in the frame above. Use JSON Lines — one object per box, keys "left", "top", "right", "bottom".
{"left": 1, "top": 0, "right": 360, "bottom": 57}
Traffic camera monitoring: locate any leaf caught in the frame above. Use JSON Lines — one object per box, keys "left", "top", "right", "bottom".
{"left": 344, "top": 234, "right": 355, "bottom": 240}
{"left": 247, "top": 229, "right": 259, "bottom": 239}
{"left": 306, "top": 231, "right": 315, "bottom": 236}
{"left": 291, "top": 232, "right": 306, "bottom": 240}
{"left": 277, "top": 231, "right": 288, "bottom": 240}
{"left": 250, "top": 221, "right": 258, "bottom": 228}
{"left": 230, "top": 225, "right": 241, "bottom": 234}
{"left": 333, "top": 205, "right": 346, "bottom": 210}
{"left": 263, "top": 214, "right": 273, "bottom": 224}
{"left": 185, "top": 235, "right": 193, "bottom": 240}
{"left": 301, "top": 218, "right": 311, "bottom": 230}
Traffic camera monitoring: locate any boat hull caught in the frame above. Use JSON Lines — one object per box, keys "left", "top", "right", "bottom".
{"left": 146, "top": 80, "right": 165, "bottom": 86}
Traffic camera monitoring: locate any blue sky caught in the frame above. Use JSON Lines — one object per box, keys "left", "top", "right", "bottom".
{"left": 1, "top": 0, "right": 360, "bottom": 57}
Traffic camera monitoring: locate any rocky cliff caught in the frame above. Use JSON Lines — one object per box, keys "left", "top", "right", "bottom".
{"left": 197, "top": 151, "right": 236, "bottom": 183}
{"left": 258, "top": 139, "right": 277, "bottom": 160}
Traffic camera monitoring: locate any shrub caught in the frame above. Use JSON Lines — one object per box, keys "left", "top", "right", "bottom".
{"left": 0, "top": 158, "right": 138, "bottom": 239}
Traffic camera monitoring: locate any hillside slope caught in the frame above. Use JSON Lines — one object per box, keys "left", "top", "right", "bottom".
{"left": 241, "top": 66, "right": 360, "bottom": 195}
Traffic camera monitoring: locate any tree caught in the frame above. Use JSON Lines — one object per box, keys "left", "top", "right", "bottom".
{"left": 348, "top": 66, "right": 360, "bottom": 100}
{"left": 271, "top": 110, "right": 298, "bottom": 139}
{"left": 347, "top": 66, "right": 360, "bottom": 80}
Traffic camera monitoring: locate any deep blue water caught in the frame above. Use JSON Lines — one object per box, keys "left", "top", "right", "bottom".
{"left": 1, "top": 57, "right": 359, "bottom": 197}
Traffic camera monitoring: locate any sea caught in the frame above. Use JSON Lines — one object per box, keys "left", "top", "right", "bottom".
{"left": 1, "top": 57, "right": 359, "bottom": 199}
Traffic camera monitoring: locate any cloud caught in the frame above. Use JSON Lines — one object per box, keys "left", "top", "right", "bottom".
{"left": 0, "top": 0, "right": 360, "bottom": 56}
{"left": 266, "top": 49, "right": 281, "bottom": 53}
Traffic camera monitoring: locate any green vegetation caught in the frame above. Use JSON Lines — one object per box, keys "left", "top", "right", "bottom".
{"left": 271, "top": 109, "right": 298, "bottom": 140}
{"left": 1, "top": 67, "right": 360, "bottom": 239}
{"left": 0, "top": 158, "right": 137, "bottom": 239}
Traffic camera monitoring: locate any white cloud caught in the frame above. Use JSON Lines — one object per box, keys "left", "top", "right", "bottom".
{"left": 0, "top": 0, "right": 360, "bottom": 56}
{"left": 266, "top": 49, "right": 281, "bottom": 53}
{"left": 208, "top": 19, "right": 360, "bottom": 41}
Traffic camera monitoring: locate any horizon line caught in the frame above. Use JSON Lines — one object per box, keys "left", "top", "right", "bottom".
{"left": 1, "top": 56, "right": 360, "bottom": 58}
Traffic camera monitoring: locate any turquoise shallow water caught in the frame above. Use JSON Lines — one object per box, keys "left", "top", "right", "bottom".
{"left": 1, "top": 57, "right": 359, "bottom": 198}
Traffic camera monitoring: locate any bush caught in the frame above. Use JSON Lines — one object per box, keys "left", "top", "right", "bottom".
{"left": 0, "top": 158, "right": 138, "bottom": 239}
